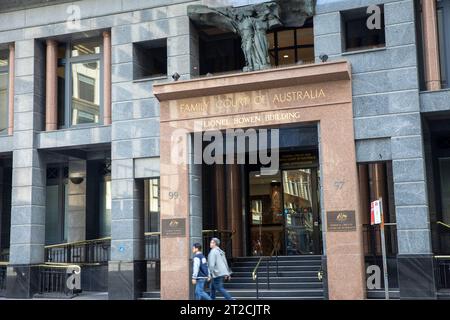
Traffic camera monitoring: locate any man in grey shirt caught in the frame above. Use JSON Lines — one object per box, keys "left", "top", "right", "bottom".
{"left": 207, "top": 237, "right": 234, "bottom": 300}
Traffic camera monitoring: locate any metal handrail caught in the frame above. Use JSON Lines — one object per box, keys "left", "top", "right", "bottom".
{"left": 437, "top": 221, "right": 450, "bottom": 230}
{"left": 252, "top": 239, "right": 281, "bottom": 299}
{"left": 144, "top": 232, "right": 161, "bottom": 236}
{"left": 45, "top": 237, "right": 111, "bottom": 249}
{"left": 202, "top": 229, "right": 235, "bottom": 259}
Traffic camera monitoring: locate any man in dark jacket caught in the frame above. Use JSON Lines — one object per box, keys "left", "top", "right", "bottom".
{"left": 192, "top": 243, "right": 212, "bottom": 300}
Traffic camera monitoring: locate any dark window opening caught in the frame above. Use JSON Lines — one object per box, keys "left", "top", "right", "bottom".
{"left": 0, "top": 165, "right": 12, "bottom": 261}
{"left": 45, "top": 165, "right": 69, "bottom": 245}
{"left": 423, "top": 116, "right": 450, "bottom": 255}
{"left": 342, "top": 5, "right": 386, "bottom": 52}
{"left": 86, "top": 160, "right": 111, "bottom": 240}
{"left": 358, "top": 161, "right": 398, "bottom": 289}
{"left": 199, "top": 28, "right": 245, "bottom": 75}
{"left": 133, "top": 39, "right": 167, "bottom": 79}
{"left": 197, "top": 20, "right": 314, "bottom": 75}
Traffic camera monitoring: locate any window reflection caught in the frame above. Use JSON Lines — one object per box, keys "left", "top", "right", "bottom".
{"left": 99, "top": 179, "right": 111, "bottom": 238}
{"left": 0, "top": 73, "right": 7, "bottom": 134}
{"left": 71, "top": 61, "right": 100, "bottom": 125}
{"left": 57, "top": 39, "right": 102, "bottom": 128}
{"left": 145, "top": 178, "right": 160, "bottom": 233}
{"left": 267, "top": 24, "right": 314, "bottom": 66}
{"left": 72, "top": 41, "right": 100, "bottom": 57}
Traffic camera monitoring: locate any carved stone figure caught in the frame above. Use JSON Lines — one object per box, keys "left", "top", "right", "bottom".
{"left": 188, "top": 0, "right": 316, "bottom": 72}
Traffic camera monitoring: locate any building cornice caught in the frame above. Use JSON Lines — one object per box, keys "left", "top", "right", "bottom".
{"left": 153, "top": 60, "right": 352, "bottom": 101}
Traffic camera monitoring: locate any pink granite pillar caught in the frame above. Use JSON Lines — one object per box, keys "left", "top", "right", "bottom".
{"left": 422, "top": 0, "right": 441, "bottom": 91}
{"left": 103, "top": 31, "right": 112, "bottom": 125}
{"left": 45, "top": 40, "right": 58, "bottom": 131}
{"left": 7, "top": 43, "right": 14, "bottom": 135}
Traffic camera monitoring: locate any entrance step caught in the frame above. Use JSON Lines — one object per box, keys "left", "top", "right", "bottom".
{"left": 366, "top": 289, "right": 400, "bottom": 300}
{"left": 232, "top": 260, "right": 322, "bottom": 267}
{"left": 216, "top": 289, "right": 324, "bottom": 299}
{"left": 231, "top": 276, "right": 320, "bottom": 283}
{"left": 225, "top": 282, "right": 323, "bottom": 289}
{"left": 140, "top": 291, "right": 161, "bottom": 300}
{"left": 232, "top": 255, "right": 322, "bottom": 262}
{"left": 437, "top": 290, "right": 450, "bottom": 300}
{"left": 233, "top": 270, "right": 320, "bottom": 278}
{"left": 225, "top": 255, "right": 325, "bottom": 300}
{"left": 232, "top": 265, "right": 321, "bottom": 272}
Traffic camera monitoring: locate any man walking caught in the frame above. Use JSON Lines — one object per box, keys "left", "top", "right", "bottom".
{"left": 208, "top": 237, "right": 234, "bottom": 300}
{"left": 192, "top": 243, "right": 212, "bottom": 300}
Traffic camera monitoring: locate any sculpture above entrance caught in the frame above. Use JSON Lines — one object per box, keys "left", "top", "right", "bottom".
{"left": 188, "top": 0, "right": 316, "bottom": 72}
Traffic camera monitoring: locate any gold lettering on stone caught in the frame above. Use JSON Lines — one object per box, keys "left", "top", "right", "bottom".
{"left": 272, "top": 89, "right": 325, "bottom": 104}
{"left": 180, "top": 101, "right": 208, "bottom": 113}
{"left": 174, "top": 88, "right": 326, "bottom": 119}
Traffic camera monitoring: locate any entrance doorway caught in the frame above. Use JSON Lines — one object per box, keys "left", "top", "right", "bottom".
{"left": 248, "top": 160, "right": 322, "bottom": 256}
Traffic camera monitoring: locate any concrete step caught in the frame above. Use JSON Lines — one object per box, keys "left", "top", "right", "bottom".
{"left": 230, "top": 276, "right": 321, "bottom": 283}
{"left": 437, "top": 290, "right": 450, "bottom": 300}
{"left": 231, "top": 265, "right": 321, "bottom": 272}
{"left": 232, "top": 255, "right": 322, "bottom": 262}
{"left": 216, "top": 296, "right": 324, "bottom": 300}
{"left": 232, "top": 260, "right": 322, "bottom": 267}
{"left": 212, "top": 288, "right": 324, "bottom": 298}
{"left": 366, "top": 289, "right": 400, "bottom": 300}
{"left": 232, "top": 270, "right": 320, "bottom": 278}
{"left": 142, "top": 291, "right": 161, "bottom": 299}
{"left": 224, "top": 282, "right": 323, "bottom": 289}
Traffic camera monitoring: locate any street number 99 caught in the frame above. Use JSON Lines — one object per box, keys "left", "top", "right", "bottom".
{"left": 169, "top": 192, "right": 179, "bottom": 199}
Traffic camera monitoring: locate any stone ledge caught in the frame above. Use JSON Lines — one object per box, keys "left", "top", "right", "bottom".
{"left": 153, "top": 60, "right": 352, "bottom": 101}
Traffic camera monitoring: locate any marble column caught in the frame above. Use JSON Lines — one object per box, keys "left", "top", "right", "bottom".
{"left": 108, "top": 159, "right": 146, "bottom": 300}
{"left": 103, "top": 31, "right": 112, "bottom": 125}
{"left": 422, "top": 0, "right": 441, "bottom": 91}
{"left": 7, "top": 44, "right": 14, "bottom": 136}
{"left": 45, "top": 40, "right": 58, "bottom": 131}
{"left": 7, "top": 39, "right": 46, "bottom": 298}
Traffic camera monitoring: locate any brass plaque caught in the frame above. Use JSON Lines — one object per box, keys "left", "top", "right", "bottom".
{"left": 161, "top": 218, "right": 186, "bottom": 237}
{"left": 280, "top": 151, "right": 318, "bottom": 168}
{"left": 327, "top": 211, "right": 356, "bottom": 232}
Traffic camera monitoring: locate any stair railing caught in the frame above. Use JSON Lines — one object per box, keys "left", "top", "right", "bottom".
{"left": 252, "top": 239, "right": 281, "bottom": 299}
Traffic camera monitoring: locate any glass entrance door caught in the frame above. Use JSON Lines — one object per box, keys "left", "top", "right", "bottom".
{"left": 282, "top": 168, "right": 321, "bottom": 255}
{"left": 248, "top": 167, "right": 322, "bottom": 256}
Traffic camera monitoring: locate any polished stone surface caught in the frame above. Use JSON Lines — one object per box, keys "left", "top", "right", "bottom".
{"left": 108, "top": 260, "right": 146, "bottom": 300}
{"left": 81, "top": 264, "right": 108, "bottom": 292}
{"left": 5, "top": 265, "right": 39, "bottom": 298}
{"left": 397, "top": 254, "right": 436, "bottom": 299}
{"left": 156, "top": 61, "right": 365, "bottom": 299}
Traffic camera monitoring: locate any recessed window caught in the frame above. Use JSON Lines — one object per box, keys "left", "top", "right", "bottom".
{"left": 133, "top": 39, "right": 167, "bottom": 80}
{"left": 57, "top": 38, "right": 102, "bottom": 128}
{"left": 199, "top": 28, "right": 245, "bottom": 75}
{"left": 342, "top": 5, "right": 386, "bottom": 52}
{"left": 0, "top": 50, "right": 8, "bottom": 135}
{"left": 268, "top": 22, "right": 314, "bottom": 67}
